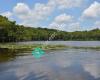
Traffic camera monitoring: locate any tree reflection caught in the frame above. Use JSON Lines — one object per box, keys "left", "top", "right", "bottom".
{"left": 0, "top": 48, "right": 19, "bottom": 62}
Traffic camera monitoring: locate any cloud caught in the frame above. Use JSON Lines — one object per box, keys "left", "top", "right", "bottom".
{"left": 49, "top": 13, "right": 73, "bottom": 29}
{"left": 54, "top": 0, "right": 84, "bottom": 9}
{"left": 0, "top": 0, "right": 84, "bottom": 30}
{"left": 13, "top": 0, "right": 84, "bottom": 26}
{"left": 49, "top": 13, "right": 81, "bottom": 31}
{"left": 93, "top": 21, "right": 100, "bottom": 29}
{"left": 0, "top": 11, "right": 12, "bottom": 18}
{"left": 68, "top": 22, "right": 81, "bottom": 31}
{"left": 54, "top": 13, "right": 73, "bottom": 23}
{"left": 13, "top": 1, "right": 55, "bottom": 26}
{"left": 82, "top": 1, "right": 100, "bottom": 19}
{"left": 13, "top": 3, "right": 31, "bottom": 20}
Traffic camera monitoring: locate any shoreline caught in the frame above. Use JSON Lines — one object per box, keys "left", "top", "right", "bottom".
{"left": 0, "top": 43, "right": 100, "bottom": 51}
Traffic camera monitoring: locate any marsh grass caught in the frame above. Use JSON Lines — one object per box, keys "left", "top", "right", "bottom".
{"left": 0, "top": 43, "right": 68, "bottom": 51}
{"left": 0, "top": 43, "right": 100, "bottom": 52}
{"left": 0, "top": 43, "right": 100, "bottom": 62}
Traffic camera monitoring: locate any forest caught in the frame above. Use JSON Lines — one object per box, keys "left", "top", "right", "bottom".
{"left": 0, "top": 15, "right": 100, "bottom": 42}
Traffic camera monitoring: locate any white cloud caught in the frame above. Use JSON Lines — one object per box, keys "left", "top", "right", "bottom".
{"left": 0, "top": 0, "right": 85, "bottom": 30}
{"left": 13, "top": 3, "right": 31, "bottom": 20}
{"left": 54, "top": 0, "right": 84, "bottom": 9}
{"left": 68, "top": 22, "right": 81, "bottom": 31}
{"left": 0, "top": 11, "right": 12, "bottom": 18}
{"left": 82, "top": 1, "right": 100, "bottom": 19}
{"left": 93, "top": 21, "right": 100, "bottom": 29}
{"left": 49, "top": 14, "right": 73, "bottom": 29}
{"left": 13, "top": 0, "right": 84, "bottom": 26}
{"left": 49, "top": 13, "right": 81, "bottom": 31}
{"left": 54, "top": 13, "right": 73, "bottom": 23}
{"left": 13, "top": 1, "right": 55, "bottom": 26}
{"left": 32, "top": 1, "right": 55, "bottom": 20}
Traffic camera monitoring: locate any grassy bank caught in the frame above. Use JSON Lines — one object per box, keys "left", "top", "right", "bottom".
{"left": 0, "top": 43, "right": 100, "bottom": 52}
{"left": 0, "top": 43, "right": 68, "bottom": 51}
{"left": 0, "top": 43, "right": 100, "bottom": 50}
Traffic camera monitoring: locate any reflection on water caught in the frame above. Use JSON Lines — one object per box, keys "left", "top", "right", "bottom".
{"left": 0, "top": 49, "right": 17, "bottom": 62}
{"left": 17, "top": 41, "right": 100, "bottom": 47}
{"left": 0, "top": 48, "right": 100, "bottom": 80}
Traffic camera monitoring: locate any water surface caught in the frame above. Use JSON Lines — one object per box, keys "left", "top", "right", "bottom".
{"left": 0, "top": 41, "right": 100, "bottom": 80}
{"left": 17, "top": 41, "right": 100, "bottom": 47}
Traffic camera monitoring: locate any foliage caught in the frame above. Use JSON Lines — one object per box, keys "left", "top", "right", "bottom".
{"left": 0, "top": 15, "right": 100, "bottom": 42}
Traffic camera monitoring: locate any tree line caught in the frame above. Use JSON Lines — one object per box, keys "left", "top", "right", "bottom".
{"left": 0, "top": 15, "right": 100, "bottom": 42}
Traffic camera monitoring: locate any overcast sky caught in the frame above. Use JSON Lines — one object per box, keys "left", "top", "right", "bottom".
{"left": 0, "top": 0, "right": 100, "bottom": 31}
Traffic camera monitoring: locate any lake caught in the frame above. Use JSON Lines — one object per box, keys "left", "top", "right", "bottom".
{"left": 0, "top": 41, "right": 100, "bottom": 80}
{"left": 17, "top": 41, "right": 100, "bottom": 47}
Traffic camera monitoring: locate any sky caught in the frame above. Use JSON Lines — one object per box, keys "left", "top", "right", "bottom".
{"left": 0, "top": 0, "right": 100, "bottom": 32}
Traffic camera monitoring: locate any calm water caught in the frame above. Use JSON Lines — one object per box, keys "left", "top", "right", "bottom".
{"left": 0, "top": 41, "right": 100, "bottom": 80}
{"left": 17, "top": 41, "right": 100, "bottom": 47}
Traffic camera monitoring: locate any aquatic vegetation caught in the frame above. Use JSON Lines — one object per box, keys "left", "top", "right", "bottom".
{"left": 0, "top": 43, "right": 68, "bottom": 51}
